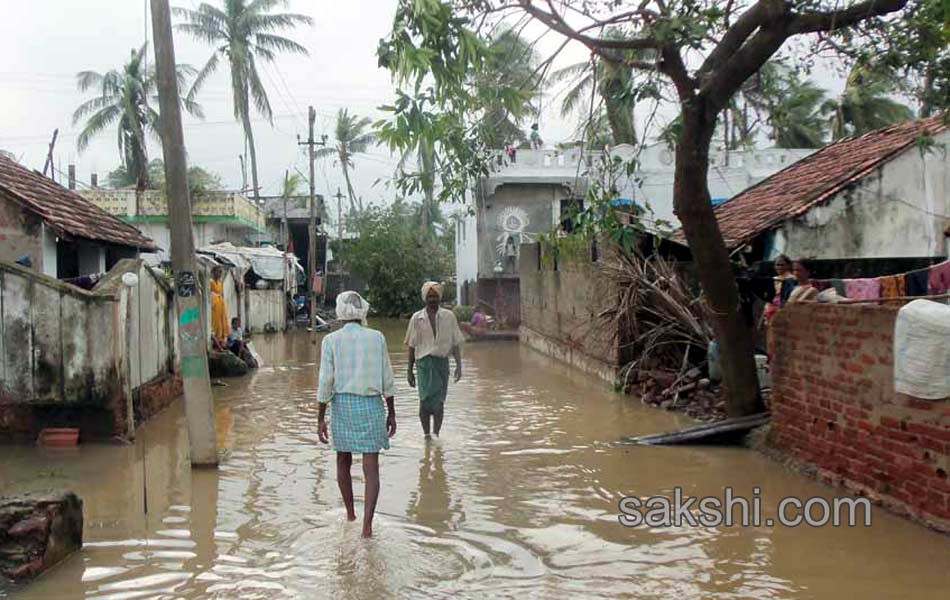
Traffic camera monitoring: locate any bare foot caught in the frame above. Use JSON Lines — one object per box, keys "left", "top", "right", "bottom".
{"left": 346, "top": 512, "right": 357, "bottom": 522}
{"left": 361, "top": 526, "right": 373, "bottom": 538}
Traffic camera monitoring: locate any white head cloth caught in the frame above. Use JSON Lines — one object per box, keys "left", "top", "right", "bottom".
{"left": 421, "top": 281, "right": 444, "bottom": 301}
{"left": 336, "top": 291, "right": 370, "bottom": 325}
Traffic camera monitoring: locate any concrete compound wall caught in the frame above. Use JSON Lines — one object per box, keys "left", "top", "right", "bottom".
{"left": 0, "top": 259, "right": 180, "bottom": 442}
{"left": 246, "top": 289, "right": 285, "bottom": 332}
{"left": 769, "top": 303, "right": 950, "bottom": 532}
{"left": 518, "top": 242, "right": 622, "bottom": 385}
{"left": 0, "top": 195, "right": 44, "bottom": 273}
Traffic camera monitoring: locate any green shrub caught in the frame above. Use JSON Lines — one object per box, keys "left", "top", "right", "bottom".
{"left": 331, "top": 201, "right": 453, "bottom": 317}
{"left": 453, "top": 304, "right": 474, "bottom": 322}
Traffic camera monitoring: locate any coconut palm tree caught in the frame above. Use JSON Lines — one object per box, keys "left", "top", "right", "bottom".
{"left": 174, "top": 0, "right": 313, "bottom": 202}
{"left": 474, "top": 27, "right": 541, "bottom": 148}
{"left": 316, "top": 109, "right": 375, "bottom": 213}
{"left": 768, "top": 77, "right": 828, "bottom": 148}
{"left": 823, "top": 65, "right": 915, "bottom": 140}
{"left": 550, "top": 36, "right": 645, "bottom": 146}
{"left": 72, "top": 45, "right": 202, "bottom": 190}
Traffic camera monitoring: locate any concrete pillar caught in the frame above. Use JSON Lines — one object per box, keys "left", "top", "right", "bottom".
{"left": 90, "top": 173, "right": 98, "bottom": 188}
{"left": 67, "top": 165, "right": 76, "bottom": 190}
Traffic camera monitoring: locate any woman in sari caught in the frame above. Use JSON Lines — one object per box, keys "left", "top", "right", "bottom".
{"left": 210, "top": 266, "right": 229, "bottom": 344}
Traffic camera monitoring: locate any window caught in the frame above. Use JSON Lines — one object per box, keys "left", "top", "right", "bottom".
{"left": 560, "top": 198, "right": 584, "bottom": 233}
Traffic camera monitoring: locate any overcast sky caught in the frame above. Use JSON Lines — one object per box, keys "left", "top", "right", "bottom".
{"left": 0, "top": 1, "right": 850, "bottom": 204}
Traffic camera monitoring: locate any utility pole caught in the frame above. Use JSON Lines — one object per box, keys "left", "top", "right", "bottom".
{"left": 150, "top": 0, "right": 217, "bottom": 467}
{"left": 42, "top": 129, "right": 58, "bottom": 181}
{"left": 334, "top": 188, "right": 345, "bottom": 296}
{"left": 298, "top": 106, "right": 326, "bottom": 344}
{"left": 282, "top": 169, "right": 289, "bottom": 315}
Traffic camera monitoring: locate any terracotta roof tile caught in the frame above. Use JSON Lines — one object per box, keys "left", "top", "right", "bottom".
{"left": 0, "top": 155, "right": 156, "bottom": 250}
{"left": 679, "top": 116, "right": 947, "bottom": 249}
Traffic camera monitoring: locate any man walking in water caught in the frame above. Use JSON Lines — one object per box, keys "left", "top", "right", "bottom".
{"left": 317, "top": 291, "right": 397, "bottom": 538}
{"left": 405, "top": 282, "right": 463, "bottom": 438}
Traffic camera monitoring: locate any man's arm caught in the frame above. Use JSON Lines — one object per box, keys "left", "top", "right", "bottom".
{"left": 385, "top": 396, "right": 396, "bottom": 437}
{"left": 452, "top": 344, "right": 462, "bottom": 383}
{"left": 407, "top": 346, "right": 416, "bottom": 388}
{"left": 318, "top": 402, "right": 329, "bottom": 444}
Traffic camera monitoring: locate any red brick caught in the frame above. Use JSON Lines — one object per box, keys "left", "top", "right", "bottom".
{"left": 880, "top": 416, "right": 901, "bottom": 429}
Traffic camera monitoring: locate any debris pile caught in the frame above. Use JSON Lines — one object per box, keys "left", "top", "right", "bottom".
{"left": 597, "top": 248, "right": 724, "bottom": 420}
{"left": 627, "top": 367, "right": 726, "bottom": 421}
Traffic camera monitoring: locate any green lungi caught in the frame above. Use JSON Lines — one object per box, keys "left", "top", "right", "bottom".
{"left": 417, "top": 355, "right": 450, "bottom": 417}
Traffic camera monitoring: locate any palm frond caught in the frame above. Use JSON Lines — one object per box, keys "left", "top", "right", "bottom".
{"left": 313, "top": 146, "right": 337, "bottom": 159}
{"left": 72, "top": 94, "right": 116, "bottom": 124}
{"left": 246, "top": 55, "right": 273, "bottom": 120}
{"left": 559, "top": 74, "right": 593, "bottom": 117}
{"left": 75, "top": 70, "right": 105, "bottom": 92}
{"left": 241, "top": 12, "right": 313, "bottom": 33}
{"left": 349, "top": 132, "right": 377, "bottom": 153}
{"left": 187, "top": 52, "right": 220, "bottom": 103}
{"left": 548, "top": 60, "right": 590, "bottom": 84}
{"left": 76, "top": 105, "right": 122, "bottom": 152}
{"left": 174, "top": 22, "right": 228, "bottom": 45}
{"left": 253, "top": 33, "right": 308, "bottom": 56}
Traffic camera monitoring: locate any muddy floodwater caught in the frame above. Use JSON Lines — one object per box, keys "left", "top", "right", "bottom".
{"left": 2, "top": 321, "right": 949, "bottom": 599}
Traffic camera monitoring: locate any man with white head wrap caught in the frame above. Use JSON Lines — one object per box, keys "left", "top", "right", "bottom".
{"left": 404, "top": 281, "right": 464, "bottom": 438}
{"left": 317, "top": 291, "right": 397, "bottom": 538}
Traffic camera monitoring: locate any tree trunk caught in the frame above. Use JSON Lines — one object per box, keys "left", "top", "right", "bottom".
{"left": 241, "top": 100, "right": 261, "bottom": 203}
{"left": 342, "top": 162, "right": 359, "bottom": 213}
{"left": 673, "top": 101, "right": 762, "bottom": 418}
{"left": 604, "top": 99, "right": 637, "bottom": 146}
{"left": 421, "top": 144, "right": 435, "bottom": 232}
{"left": 920, "top": 67, "right": 935, "bottom": 118}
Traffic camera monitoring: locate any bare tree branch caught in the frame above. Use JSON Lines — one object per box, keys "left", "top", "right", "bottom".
{"left": 792, "top": 0, "right": 909, "bottom": 33}
{"left": 517, "top": 0, "right": 660, "bottom": 51}
{"left": 697, "top": 0, "right": 773, "bottom": 79}
{"left": 659, "top": 45, "right": 695, "bottom": 99}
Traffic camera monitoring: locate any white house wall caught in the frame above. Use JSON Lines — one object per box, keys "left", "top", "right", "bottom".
{"left": 771, "top": 134, "right": 950, "bottom": 260}
{"left": 455, "top": 206, "right": 478, "bottom": 302}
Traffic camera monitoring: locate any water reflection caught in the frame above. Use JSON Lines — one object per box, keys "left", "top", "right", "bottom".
{"left": 406, "top": 442, "right": 456, "bottom": 533}
{"left": 3, "top": 323, "right": 949, "bottom": 599}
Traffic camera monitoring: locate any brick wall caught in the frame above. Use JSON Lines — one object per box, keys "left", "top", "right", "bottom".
{"left": 769, "top": 303, "right": 950, "bottom": 532}
{"left": 518, "top": 242, "right": 622, "bottom": 383}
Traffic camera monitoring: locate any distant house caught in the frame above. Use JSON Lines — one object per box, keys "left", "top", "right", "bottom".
{"left": 702, "top": 116, "right": 950, "bottom": 264}
{"left": 260, "top": 194, "right": 328, "bottom": 287}
{"left": 612, "top": 143, "right": 815, "bottom": 231}
{"left": 80, "top": 187, "right": 266, "bottom": 262}
{"left": 0, "top": 155, "right": 156, "bottom": 278}
{"left": 455, "top": 148, "right": 589, "bottom": 325}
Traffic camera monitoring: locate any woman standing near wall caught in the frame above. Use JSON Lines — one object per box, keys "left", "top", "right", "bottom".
{"left": 210, "top": 266, "right": 229, "bottom": 344}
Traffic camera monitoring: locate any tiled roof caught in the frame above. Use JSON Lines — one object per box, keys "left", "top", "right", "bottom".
{"left": 686, "top": 116, "right": 947, "bottom": 249}
{"left": 0, "top": 155, "right": 156, "bottom": 250}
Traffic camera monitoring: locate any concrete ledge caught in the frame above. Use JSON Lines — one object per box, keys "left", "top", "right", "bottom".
{"left": 520, "top": 325, "right": 620, "bottom": 387}
{"left": 134, "top": 373, "right": 182, "bottom": 427}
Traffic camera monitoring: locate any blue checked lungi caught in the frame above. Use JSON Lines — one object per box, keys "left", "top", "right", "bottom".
{"left": 330, "top": 393, "right": 389, "bottom": 453}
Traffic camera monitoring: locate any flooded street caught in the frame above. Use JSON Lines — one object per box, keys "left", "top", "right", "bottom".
{"left": 3, "top": 321, "right": 949, "bottom": 599}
